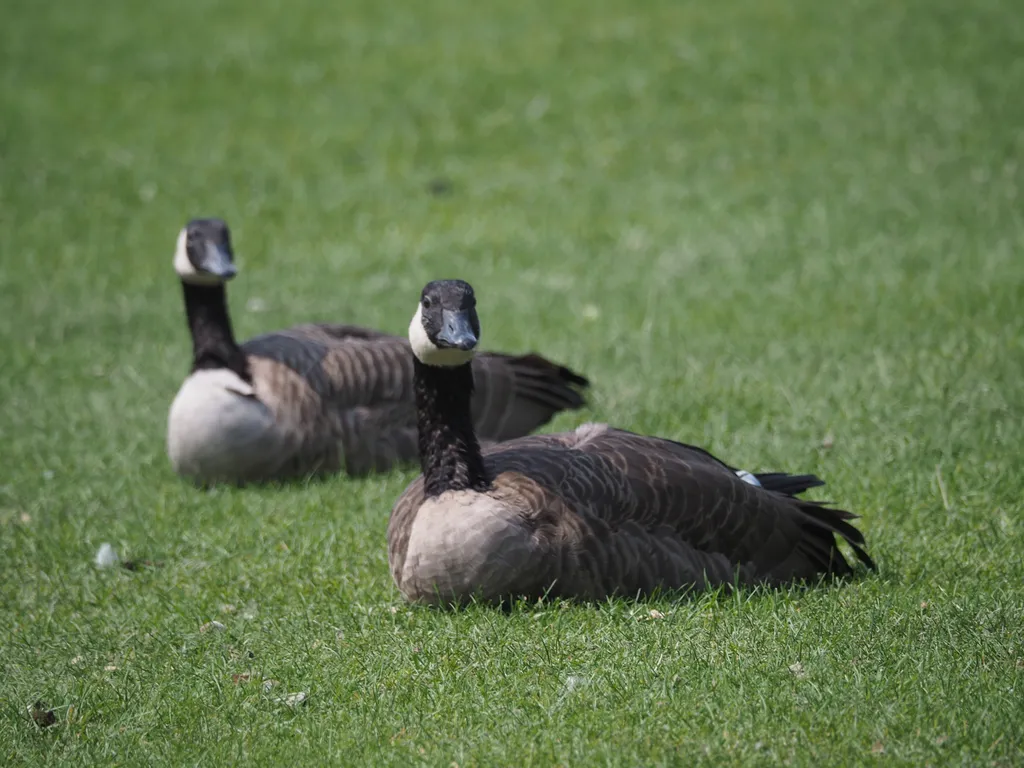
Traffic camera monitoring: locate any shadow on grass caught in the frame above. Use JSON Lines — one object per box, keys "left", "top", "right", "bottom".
{"left": 403, "top": 564, "right": 882, "bottom": 616}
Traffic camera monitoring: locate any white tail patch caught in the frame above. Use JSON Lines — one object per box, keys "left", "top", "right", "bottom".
{"left": 571, "top": 422, "right": 609, "bottom": 447}
{"left": 735, "top": 470, "right": 761, "bottom": 487}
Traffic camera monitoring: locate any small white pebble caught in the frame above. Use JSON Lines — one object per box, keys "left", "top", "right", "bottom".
{"left": 199, "top": 620, "right": 226, "bottom": 633}
{"left": 95, "top": 543, "right": 119, "bottom": 569}
{"left": 138, "top": 182, "right": 158, "bottom": 202}
{"left": 246, "top": 297, "right": 267, "bottom": 313}
{"left": 104, "top": 664, "right": 119, "bottom": 672}
{"left": 278, "top": 691, "right": 307, "bottom": 707}
{"left": 563, "top": 675, "right": 591, "bottom": 693}
{"left": 581, "top": 304, "right": 600, "bottom": 321}
{"left": 42, "top": 470, "right": 54, "bottom": 481}
{"left": 788, "top": 662, "right": 806, "bottom": 678}
{"left": 649, "top": 609, "right": 666, "bottom": 619}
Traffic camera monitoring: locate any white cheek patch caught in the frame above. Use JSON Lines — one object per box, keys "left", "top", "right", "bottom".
{"left": 173, "top": 229, "right": 195, "bottom": 276}
{"left": 173, "top": 228, "right": 225, "bottom": 286}
{"left": 408, "top": 304, "right": 475, "bottom": 367}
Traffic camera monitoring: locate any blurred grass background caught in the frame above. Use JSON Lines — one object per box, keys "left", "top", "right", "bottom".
{"left": 1, "top": 0, "right": 1022, "bottom": 764}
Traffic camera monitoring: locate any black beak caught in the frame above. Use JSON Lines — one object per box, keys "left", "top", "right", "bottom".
{"left": 435, "top": 309, "right": 478, "bottom": 351}
{"left": 200, "top": 241, "right": 237, "bottom": 280}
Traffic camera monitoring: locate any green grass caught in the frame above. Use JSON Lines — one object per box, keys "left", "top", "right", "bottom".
{"left": 2, "top": 0, "right": 1023, "bottom": 764}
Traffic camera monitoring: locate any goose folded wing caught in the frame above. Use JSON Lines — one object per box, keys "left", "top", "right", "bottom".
{"left": 241, "top": 326, "right": 415, "bottom": 407}
{"left": 488, "top": 427, "right": 866, "bottom": 583}
{"left": 589, "top": 429, "right": 871, "bottom": 580}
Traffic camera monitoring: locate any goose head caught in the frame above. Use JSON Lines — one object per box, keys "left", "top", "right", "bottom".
{"left": 174, "top": 218, "right": 238, "bottom": 286}
{"left": 408, "top": 279, "right": 480, "bottom": 367}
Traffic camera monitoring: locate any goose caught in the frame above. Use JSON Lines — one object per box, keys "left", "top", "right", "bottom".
{"left": 387, "top": 279, "right": 875, "bottom": 605}
{"left": 166, "top": 219, "right": 589, "bottom": 485}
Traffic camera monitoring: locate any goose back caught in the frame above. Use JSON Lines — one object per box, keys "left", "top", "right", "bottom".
{"left": 226, "top": 324, "right": 588, "bottom": 479}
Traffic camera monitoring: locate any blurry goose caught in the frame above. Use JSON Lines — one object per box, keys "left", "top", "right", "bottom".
{"left": 167, "top": 219, "right": 589, "bottom": 485}
{"left": 388, "top": 279, "right": 874, "bottom": 605}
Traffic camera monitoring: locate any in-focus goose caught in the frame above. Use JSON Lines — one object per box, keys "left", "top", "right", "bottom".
{"left": 167, "top": 219, "right": 589, "bottom": 484}
{"left": 388, "top": 279, "right": 875, "bottom": 605}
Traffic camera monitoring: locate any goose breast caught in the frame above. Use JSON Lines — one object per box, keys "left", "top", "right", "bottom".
{"left": 396, "top": 487, "right": 543, "bottom": 604}
{"left": 167, "top": 368, "right": 289, "bottom": 483}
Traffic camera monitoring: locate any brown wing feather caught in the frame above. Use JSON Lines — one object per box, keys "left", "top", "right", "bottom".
{"left": 244, "top": 326, "right": 589, "bottom": 477}
{"left": 291, "top": 323, "right": 397, "bottom": 343}
{"left": 248, "top": 327, "right": 422, "bottom": 474}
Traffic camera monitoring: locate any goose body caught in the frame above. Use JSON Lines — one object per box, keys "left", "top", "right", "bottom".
{"left": 387, "top": 279, "right": 874, "bottom": 605}
{"left": 166, "top": 220, "right": 589, "bottom": 485}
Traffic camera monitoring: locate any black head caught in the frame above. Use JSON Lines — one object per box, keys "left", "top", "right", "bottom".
{"left": 409, "top": 279, "right": 481, "bottom": 366}
{"left": 174, "top": 218, "right": 238, "bottom": 284}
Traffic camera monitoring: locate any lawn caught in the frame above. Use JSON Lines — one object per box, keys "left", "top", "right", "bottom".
{"left": 2, "top": 0, "right": 1023, "bottom": 764}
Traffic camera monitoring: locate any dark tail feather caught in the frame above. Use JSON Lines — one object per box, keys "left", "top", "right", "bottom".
{"left": 756, "top": 472, "right": 873, "bottom": 570}
{"left": 505, "top": 353, "right": 590, "bottom": 412}
{"left": 756, "top": 472, "right": 825, "bottom": 497}
{"left": 473, "top": 352, "right": 589, "bottom": 441}
{"left": 800, "top": 502, "right": 877, "bottom": 572}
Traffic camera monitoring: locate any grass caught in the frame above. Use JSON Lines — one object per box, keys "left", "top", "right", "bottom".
{"left": 2, "top": 0, "right": 1023, "bottom": 763}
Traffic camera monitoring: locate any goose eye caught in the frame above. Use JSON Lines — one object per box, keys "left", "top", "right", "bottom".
{"left": 422, "top": 296, "right": 433, "bottom": 309}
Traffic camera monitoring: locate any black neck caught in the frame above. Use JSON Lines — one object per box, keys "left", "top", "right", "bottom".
{"left": 182, "top": 282, "right": 251, "bottom": 381}
{"left": 413, "top": 359, "right": 491, "bottom": 496}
